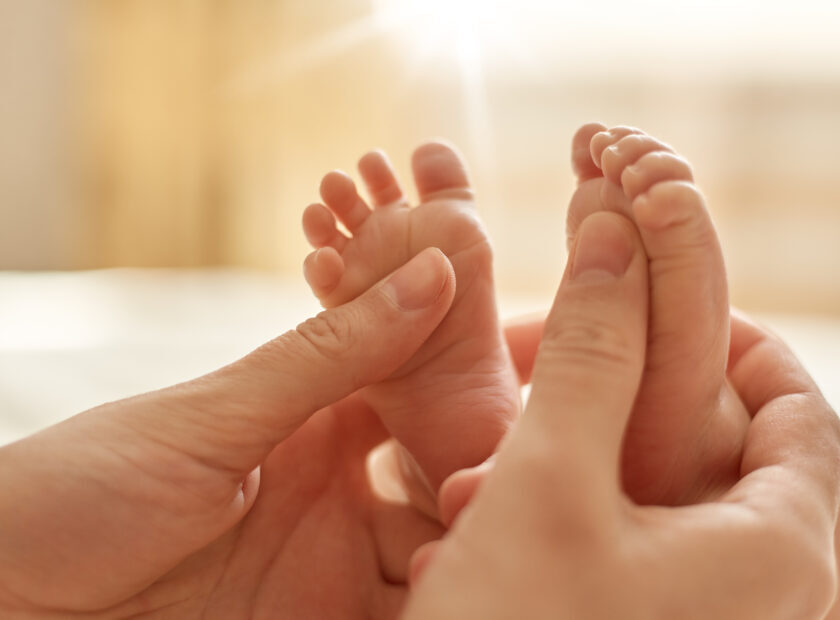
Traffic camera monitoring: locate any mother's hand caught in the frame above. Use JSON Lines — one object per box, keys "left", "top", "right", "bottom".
{"left": 0, "top": 249, "right": 460, "bottom": 619}
{"left": 406, "top": 213, "right": 840, "bottom": 619}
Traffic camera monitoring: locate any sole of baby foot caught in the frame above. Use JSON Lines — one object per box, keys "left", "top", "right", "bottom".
{"left": 301, "top": 142, "right": 519, "bottom": 490}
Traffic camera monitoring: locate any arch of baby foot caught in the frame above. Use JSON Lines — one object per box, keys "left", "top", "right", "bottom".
{"left": 299, "top": 140, "right": 519, "bottom": 496}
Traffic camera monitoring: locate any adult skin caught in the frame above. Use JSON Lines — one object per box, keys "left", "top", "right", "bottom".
{"left": 0, "top": 248, "right": 462, "bottom": 619}
{"left": 0, "top": 247, "right": 555, "bottom": 619}
{"left": 2, "top": 215, "right": 838, "bottom": 618}
{"left": 404, "top": 212, "right": 840, "bottom": 619}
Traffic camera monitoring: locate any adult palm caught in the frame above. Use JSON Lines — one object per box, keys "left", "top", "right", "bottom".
{"left": 138, "top": 395, "right": 443, "bottom": 619}
{"left": 0, "top": 250, "right": 463, "bottom": 620}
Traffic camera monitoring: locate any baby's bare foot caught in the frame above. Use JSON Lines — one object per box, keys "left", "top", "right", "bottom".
{"left": 568, "top": 123, "right": 750, "bottom": 504}
{"left": 301, "top": 143, "right": 519, "bottom": 489}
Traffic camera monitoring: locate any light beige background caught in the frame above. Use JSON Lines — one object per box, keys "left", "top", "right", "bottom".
{"left": 1, "top": 0, "right": 839, "bottom": 314}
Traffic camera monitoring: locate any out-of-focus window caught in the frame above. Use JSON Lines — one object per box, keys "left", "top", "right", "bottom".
{"left": 1, "top": 0, "right": 839, "bottom": 313}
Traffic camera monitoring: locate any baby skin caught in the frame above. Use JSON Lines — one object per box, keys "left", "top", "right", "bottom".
{"left": 303, "top": 125, "right": 751, "bottom": 513}
{"left": 567, "top": 123, "right": 752, "bottom": 505}
{"left": 432, "top": 127, "right": 760, "bottom": 554}
{"left": 301, "top": 143, "right": 520, "bottom": 490}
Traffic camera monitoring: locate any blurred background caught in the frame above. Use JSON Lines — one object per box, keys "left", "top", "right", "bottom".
{"left": 1, "top": 0, "right": 839, "bottom": 439}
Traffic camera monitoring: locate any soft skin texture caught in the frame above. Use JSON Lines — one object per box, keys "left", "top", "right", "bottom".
{"left": 567, "top": 123, "right": 750, "bottom": 505}
{"left": 0, "top": 250, "right": 464, "bottom": 619}
{"left": 405, "top": 213, "right": 840, "bottom": 620}
{"left": 301, "top": 143, "right": 520, "bottom": 493}
{"left": 3, "top": 129, "right": 839, "bottom": 619}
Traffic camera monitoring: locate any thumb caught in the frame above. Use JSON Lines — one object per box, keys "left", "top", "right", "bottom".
{"left": 509, "top": 212, "right": 649, "bottom": 508}
{"left": 131, "top": 247, "right": 456, "bottom": 474}
{"left": 401, "top": 215, "right": 651, "bottom": 618}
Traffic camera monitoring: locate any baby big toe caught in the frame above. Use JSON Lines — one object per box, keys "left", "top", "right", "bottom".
{"left": 411, "top": 141, "right": 473, "bottom": 203}
{"left": 634, "top": 181, "right": 708, "bottom": 233}
{"left": 632, "top": 177, "right": 729, "bottom": 397}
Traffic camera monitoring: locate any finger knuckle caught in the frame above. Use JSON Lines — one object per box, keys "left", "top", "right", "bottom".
{"left": 294, "top": 310, "right": 356, "bottom": 361}
{"left": 539, "top": 315, "right": 636, "bottom": 373}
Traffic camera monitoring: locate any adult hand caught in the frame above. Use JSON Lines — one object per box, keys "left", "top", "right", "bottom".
{"left": 0, "top": 248, "right": 461, "bottom": 619}
{"left": 405, "top": 213, "right": 840, "bottom": 619}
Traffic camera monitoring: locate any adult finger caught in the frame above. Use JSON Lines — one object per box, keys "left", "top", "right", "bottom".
{"left": 726, "top": 311, "right": 840, "bottom": 531}
{"left": 510, "top": 212, "right": 649, "bottom": 507}
{"left": 727, "top": 310, "right": 820, "bottom": 414}
{"left": 726, "top": 311, "right": 839, "bottom": 620}
{"left": 123, "top": 248, "right": 456, "bottom": 475}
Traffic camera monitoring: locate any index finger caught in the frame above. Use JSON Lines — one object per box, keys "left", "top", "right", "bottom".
{"left": 727, "top": 311, "right": 840, "bottom": 538}
{"left": 727, "top": 309, "right": 821, "bottom": 415}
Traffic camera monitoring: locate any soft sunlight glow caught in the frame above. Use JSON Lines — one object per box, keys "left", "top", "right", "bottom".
{"left": 232, "top": 0, "right": 840, "bottom": 94}
{"left": 371, "top": 0, "right": 840, "bottom": 76}
{"left": 372, "top": 0, "right": 539, "bottom": 73}
{"left": 228, "top": 0, "right": 840, "bottom": 159}
{"left": 365, "top": 0, "right": 547, "bottom": 163}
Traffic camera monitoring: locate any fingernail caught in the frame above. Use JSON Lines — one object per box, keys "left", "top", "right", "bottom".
{"left": 384, "top": 248, "right": 450, "bottom": 310}
{"left": 571, "top": 213, "right": 635, "bottom": 281}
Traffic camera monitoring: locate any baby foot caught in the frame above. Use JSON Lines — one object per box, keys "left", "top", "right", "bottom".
{"left": 567, "top": 123, "right": 751, "bottom": 504}
{"left": 301, "top": 143, "right": 519, "bottom": 489}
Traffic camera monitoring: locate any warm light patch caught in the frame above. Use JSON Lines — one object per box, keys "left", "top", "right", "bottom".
{"left": 366, "top": 439, "right": 411, "bottom": 505}
{"left": 371, "top": 0, "right": 540, "bottom": 72}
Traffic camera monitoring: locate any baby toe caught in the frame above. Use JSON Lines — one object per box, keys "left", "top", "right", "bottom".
{"left": 358, "top": 149, "right": 407, "bottom": 207}
{"left": 589, "top": 126, "right": 644, "bottom": 169}
{"left": 411, "top": 141, "right": 473, "bottom": 203}
{"left": 620, "top": 151, "right": 693, "bottom": 201}
{"left": 600, "top": 134, "right": 675, "bottom": 186}
{"left": 571, "top": 122, "right": 608, "bottom": 182}
{"left": 320, "top": 171, "right": 372, "bottom": 232}
{"left": 302, "top": 203, "right": 348, "bottom": 251}
{"left": 631, "top": 177, "right": 730, "bottom": 407}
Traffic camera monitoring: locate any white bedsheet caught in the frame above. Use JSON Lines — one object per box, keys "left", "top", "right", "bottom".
{"left": 1, "top": 269, "right": 838, "bottom": 445}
